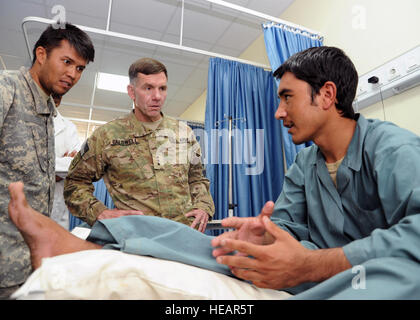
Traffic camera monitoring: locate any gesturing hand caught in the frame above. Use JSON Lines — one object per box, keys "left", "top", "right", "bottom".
{"left": 211, "top": 201, "right": 275, "bottom": 257}
{"left": 214, "top": 216, "right": 311, "bottom": 289}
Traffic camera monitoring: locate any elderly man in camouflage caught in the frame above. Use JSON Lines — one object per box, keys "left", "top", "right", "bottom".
{"left": 64, "top": 58, "right": 214, "bottom": 233}
{"left": 0, "top": 23, "right": 94, "bottom": 299}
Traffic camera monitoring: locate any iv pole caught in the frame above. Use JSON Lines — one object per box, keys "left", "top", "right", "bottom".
{"left": 213, "top": 115, "right": 245, "bottom": 223}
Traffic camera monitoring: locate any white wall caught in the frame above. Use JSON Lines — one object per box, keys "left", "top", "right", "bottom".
{"left": 180, "top": 0, "right": 420, "bottom": 136}
{"left": 281, "top": 0, "right": 420, "bottom": 136}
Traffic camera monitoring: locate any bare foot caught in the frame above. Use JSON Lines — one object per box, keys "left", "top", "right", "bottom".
{"left": 8, "top": 181, "right": 102, "bottom": 269}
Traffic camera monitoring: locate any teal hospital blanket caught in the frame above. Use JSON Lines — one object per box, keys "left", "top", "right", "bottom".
{"left": 86, "top": 215, "right": 232, "bottom": 276}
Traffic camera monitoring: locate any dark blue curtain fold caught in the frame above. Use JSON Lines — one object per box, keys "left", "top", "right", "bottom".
{"left": 204, "top": 58, "right": 284, "bottom": 225}
{"left": 262, "top": 23, "right": 323, "bottom": 168}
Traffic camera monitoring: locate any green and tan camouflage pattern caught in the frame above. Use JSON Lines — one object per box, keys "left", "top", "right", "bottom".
{"left": 64, "top": 111, "right": 214, "bottom": 226}
{"left": 0, "top": 67, "right": 56, "bottom": 288}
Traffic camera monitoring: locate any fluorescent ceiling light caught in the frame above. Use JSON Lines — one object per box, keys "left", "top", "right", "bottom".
{"left": 96, "top": 72, "right": 129, "bottom": 93}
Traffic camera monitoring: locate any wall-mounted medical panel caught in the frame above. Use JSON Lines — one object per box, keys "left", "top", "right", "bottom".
{"left": 353, "top": 45, "right": 420, "bottom": 110}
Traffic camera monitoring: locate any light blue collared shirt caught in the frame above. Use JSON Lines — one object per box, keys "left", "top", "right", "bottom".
{"left": 272, "top": 114, "right": 420, "bottom": 266}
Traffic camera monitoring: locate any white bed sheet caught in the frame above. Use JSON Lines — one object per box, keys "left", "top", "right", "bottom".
{"left": 12, "top": 227, "right": 291, "bottom": 300}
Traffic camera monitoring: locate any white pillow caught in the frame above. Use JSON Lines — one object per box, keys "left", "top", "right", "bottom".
{"left": 12, "top": 249, "right": 291, "bottom": 300}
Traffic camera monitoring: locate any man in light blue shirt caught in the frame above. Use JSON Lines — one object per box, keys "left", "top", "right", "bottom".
{"left": 212, "top": 46, "right": 420, "bottom": 299}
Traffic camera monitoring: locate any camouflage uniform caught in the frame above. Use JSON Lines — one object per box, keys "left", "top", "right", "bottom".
{"left": 64, "top": 111, "right": 214, "bottom": 226}
{"left": 0, "top": 67, "right": 56, "bottom": 290}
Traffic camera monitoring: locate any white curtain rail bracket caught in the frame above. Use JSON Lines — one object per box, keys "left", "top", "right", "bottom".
{"left": 204, "top": 0, "right": 323, "bottom": 39}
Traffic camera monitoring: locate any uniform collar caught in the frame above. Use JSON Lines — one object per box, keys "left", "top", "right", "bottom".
{"left": 128, "top": 110, "right": 166, "bottom": 136}
{"left": 20, "top": 66, "right": 56, "bottom": 117}
{"left": 33, "top": 77, "right": 50, "bottom": 102}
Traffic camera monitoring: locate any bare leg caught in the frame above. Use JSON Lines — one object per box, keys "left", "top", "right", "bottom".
{"left": 8, "top": 181, "right": 102, "bottom": 270}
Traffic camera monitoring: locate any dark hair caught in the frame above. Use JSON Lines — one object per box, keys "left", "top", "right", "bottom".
{"left": 128, "top": 58, "right": 168, "bottom": 83}
{"left": 273, "top": 46, "right": 358, "bottom": 119}
{"left": 32, "top": 23, "right": 95, "bottom": 65}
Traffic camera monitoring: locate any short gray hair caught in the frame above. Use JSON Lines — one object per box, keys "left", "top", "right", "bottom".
{"left": 128, "top": 58, "right": 168, "bottom": 83}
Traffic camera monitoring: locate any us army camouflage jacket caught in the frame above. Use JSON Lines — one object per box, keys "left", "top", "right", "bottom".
{"left": 0, "top": 67, "right": 56, "bottom": 288}
{"left": 64, "top": 111, "right": 214, "bottom": 226}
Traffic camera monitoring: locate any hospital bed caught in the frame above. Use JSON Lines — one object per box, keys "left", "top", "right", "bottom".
{"left": 11, "top": 226, "right": 291, "bottom": 300}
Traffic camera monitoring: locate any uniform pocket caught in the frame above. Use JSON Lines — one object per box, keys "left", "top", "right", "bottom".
{"left": 107, "top": 144, "right": 155, "bottom": 181}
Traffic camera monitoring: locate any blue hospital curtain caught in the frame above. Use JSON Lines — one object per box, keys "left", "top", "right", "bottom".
{"left": 204, "top": 58, "right": 284, "bottom": 225}
{"left": 262, "top": 23, "right": 323, "bottom": 168}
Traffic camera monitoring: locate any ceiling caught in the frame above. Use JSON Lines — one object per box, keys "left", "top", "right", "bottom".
{"left": 0, "top": 0, "right": 294, "bottom": 140}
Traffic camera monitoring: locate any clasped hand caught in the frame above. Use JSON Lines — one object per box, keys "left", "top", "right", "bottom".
{"left": 211, "top": 201, "right": 311, "bottom": 289}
